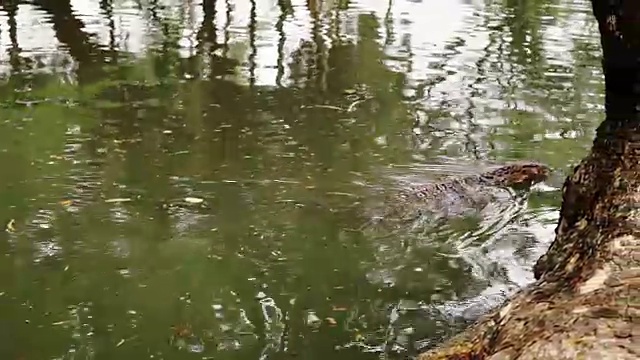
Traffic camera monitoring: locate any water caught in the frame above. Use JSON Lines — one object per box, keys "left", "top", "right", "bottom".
{"left": 0, "top": 0, "right": 602, "bottom": 359}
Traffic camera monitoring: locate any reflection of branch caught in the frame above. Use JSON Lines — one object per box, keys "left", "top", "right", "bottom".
{"left": 5, "top": 0, "right": 22, "bottom": 73}
{"left": 275, "top": 0, "right": 291, "bottom": 86}
{"left": 308, "top": 0, "right": 327, "bottom": 91}
{"left": 33, "top": 0, "right": 105, "bottom": 65}
{"left": 197, "top": 0, "right": 217, "bottom": 52}
{"left": 100, "top": 0, "right": 118, "bottom": 62}
{"left": 223, "top": 0, "right": 232, "bottom": 58}
{"left": 383, "top": 0, "right": 394, "bottom": 47}
{"left": 147, "top": 0, "right": 161, "bottom": 24}
{"left": 248, "top": 0, "right": 257, "bottom": 87}
{"left": 193, "top": 0, "right": 238, "bottom": 81}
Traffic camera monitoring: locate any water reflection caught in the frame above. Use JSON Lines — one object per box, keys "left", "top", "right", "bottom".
{"left": 0, "top": 0, "right": 599, "bottom": 359}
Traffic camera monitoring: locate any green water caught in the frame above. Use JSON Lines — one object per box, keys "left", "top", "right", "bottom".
{"left": 0, "top": 0, "right": 603, "bottom": 359}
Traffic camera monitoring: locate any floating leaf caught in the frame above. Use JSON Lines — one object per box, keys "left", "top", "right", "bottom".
{"left": 60, "top": 200, "right": 73, "bottom": 207}
{"left": 325, "top": 317, "right": 337, "bottom": 326}
{"left": 305, "top": 311, "right": 322, "bottom": 327}
{"left": 104, "top": 198, "right": 132, "bottom": 203}
{"left": 5, "top": 219, "right": 16, "bottom": 233}
{"left": 184, "top": 197, "right": 204, "bottom": 204}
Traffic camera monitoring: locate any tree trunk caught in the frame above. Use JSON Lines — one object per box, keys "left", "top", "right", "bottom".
{"left": 418, "top": 1, "right": 640, "bottom": 359}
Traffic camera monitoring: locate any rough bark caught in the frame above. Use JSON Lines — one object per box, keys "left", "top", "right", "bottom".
{"left": 418, "top": 1, "right": 640, "bottom": 359}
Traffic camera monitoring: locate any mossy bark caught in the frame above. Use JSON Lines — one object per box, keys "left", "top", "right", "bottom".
{"left": 418, "top": 1, "right": 640, "bottom": 359}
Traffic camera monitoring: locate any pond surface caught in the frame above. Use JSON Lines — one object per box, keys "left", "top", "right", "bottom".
{"left": 0, "top": 0, "right": 603, "bottom": 359}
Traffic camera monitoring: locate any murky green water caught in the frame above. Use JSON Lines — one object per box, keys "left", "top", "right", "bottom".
{"left": 0, "top": 0, "right": 603, "bottom": 359}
